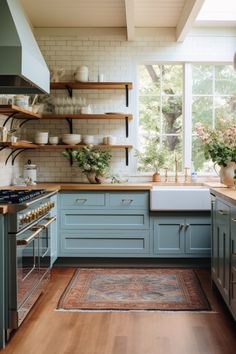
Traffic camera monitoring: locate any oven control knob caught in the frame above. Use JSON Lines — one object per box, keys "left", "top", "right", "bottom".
{"left": 19, "top": 215, "right": 26, "bottom": 224}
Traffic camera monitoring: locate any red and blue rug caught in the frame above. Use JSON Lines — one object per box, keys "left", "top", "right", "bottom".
{"left": 57, "top": 268, "right": 210, "bottom": 311}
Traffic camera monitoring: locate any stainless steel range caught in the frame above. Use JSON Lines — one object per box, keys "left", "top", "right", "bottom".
{"left": 2, "top": 189, "right": 57, "bottom": 332}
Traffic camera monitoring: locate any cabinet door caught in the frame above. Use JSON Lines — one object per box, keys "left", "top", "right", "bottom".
{"left": 153, "top": 216, "right": 185, "bottom": 255}
{"left": 230, "top": 206, "right": 236, "bottom": 319}
{"left": 215, "top": 199, "right": 230, "bottom": 303}
{"left": 50, "top": 194, "right": 58, "bottom": 266}
{"left": 211, "top": 197, "right": 218, "bottom": 281}
{"left": 185, "top": 215, "right": 211, "bottom": 255}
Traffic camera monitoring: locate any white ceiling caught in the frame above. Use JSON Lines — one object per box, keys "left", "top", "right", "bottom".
{"left": 20, "top": 0, "right": 236, "bottom": 41}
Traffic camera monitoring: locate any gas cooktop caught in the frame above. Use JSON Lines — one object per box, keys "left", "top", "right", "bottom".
{"left": 0, "top": 189, "right": 46, "bottom": 204}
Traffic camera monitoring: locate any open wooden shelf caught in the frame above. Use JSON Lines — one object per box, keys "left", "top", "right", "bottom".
{"left": 0, "top": 142, "right": 133, "bottom": 150}
{"left": 0, "top": 105, "right": 41, "bottom": 119}
{"left": 50, "top": 82, "right": 133, "bottom": 90}
{"left": 41, "top": 113, "right": 133, "bottom": 120}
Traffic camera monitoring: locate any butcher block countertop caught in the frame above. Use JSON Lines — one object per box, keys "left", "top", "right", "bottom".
{"left": 210, "top": 187, "right": 236, "bottom": 205}
{"left": 0, "top": 180, "right": 227, "bottom": 214}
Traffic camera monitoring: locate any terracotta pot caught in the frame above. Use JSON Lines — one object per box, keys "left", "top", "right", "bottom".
{"left": 219, "top": 162, "right": 236, "bottom": 188}
{"left": 152, "top": 172, "right": 161, "bottom": 182}
{"left": 86, "top": 172, "right": 105, "bottom": 184}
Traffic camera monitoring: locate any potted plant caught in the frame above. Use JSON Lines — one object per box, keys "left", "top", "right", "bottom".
{"left": 195, "top": 120, "right": 236, "bottom": 187}
{"left": 135, "top": 139, "right": 166, "bottom": 181}
{"left": 63, "top": 146, "right": 112, "bottom": 184}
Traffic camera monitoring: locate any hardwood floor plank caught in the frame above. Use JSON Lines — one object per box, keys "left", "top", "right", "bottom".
{"left": 1, "top": 268, "right": 235, "bottom": 354}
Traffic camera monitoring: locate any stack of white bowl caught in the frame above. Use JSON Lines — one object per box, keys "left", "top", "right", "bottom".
{"left": 62, "top": 134, "right": 81, "bottom": 145}
{"left": 82, "top": 135, "right": 94, "bottom": 145}
{"left": 35, "top": 132, "right": 49, "bottom": 145}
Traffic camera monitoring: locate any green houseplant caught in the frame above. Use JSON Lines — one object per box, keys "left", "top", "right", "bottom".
{"left": 195, "top": 120, "right": 236, "bottom": 187}
{"left": 63, "top": 146, "right": 112, "bottom": 183}
{"left": 135, "top": 139, "right": 166, "bottom": 181}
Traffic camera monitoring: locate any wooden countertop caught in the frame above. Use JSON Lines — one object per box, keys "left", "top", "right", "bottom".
{"left": 210, "top": 187, "right": 236, "bottom": 205}
{"left": 0, "top": 180, "right": 226, "bottom": 214}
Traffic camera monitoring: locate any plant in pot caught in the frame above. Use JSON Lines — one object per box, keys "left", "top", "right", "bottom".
{"left": 63, "top": 146, "right": 112, "bottom": 184}
{"left": 135, "top": 139, "right": 166, "bottom": 182}
{"left": 195, "top": 119, "right": 236, "bottom": 187}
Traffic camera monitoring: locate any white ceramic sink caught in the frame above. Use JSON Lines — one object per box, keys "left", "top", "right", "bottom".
{"left": 150, "top": 185, "right": 211, "bottom": 211}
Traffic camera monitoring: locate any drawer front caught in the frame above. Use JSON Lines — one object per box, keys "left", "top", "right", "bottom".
{"left": 60, "top": 210, "right": 149, "bottom": 229}
{"left": 59, "top": 229, "right": 150, "bottom": 255}
{"left": 216, "top": 199, "right": 230, "bottom": 225}
{"left": 60, "top": 192, "right": 106, "bottom": 209}
{"left": 108, "top": 192, "right": 149, "bottom": 209}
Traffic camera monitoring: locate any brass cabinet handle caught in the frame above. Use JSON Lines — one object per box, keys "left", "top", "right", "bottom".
{"left": 179, "top": 224, "right": 184, "bottom": 229}
{"left": 185, "top": 224, "right": 190, "bottom": 228}
{"left": 75, "top": 198, "right": 87, "bottom": 204}
{"left": 122, "top": 199, "right": 133, "bottom": 204}
{"left": 231, "top": 218, "right": 236, "bottom": 223}
{"left": 218, "top": 210, "right": 228, "bottom": 215}
{"left": 16, "top": 226, "right": 43, "bottom": 246}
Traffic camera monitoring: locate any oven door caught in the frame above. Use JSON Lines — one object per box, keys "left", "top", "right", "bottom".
{"left": 9, "top": 226, "right": 43, "bottom": 328}
{"left": 38, "top": 216, "right": 56, "bottom": 278}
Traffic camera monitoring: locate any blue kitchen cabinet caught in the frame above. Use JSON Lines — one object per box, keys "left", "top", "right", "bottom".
{"left": 185, "top": 216, "right": 211, "bottom": 255}
{"left": 215, "top": 199, "right": 230, "bottom": 302}
{"left": 153, "top": 213, "right": 211, "bottom": 257}
{"left": 0, "top": 215, "right": 5, "bottom": 348}
{"left": 230, "top": 204, "right": 236, "bottom": 319}
{"left": 211, "top": 193, "right": 236, "bottom": 321}
{"left": 50, "top": 194, "right": 58, "bottom": 266}
{"left": 59, "top": 191, "right": 150, "bottom": 257}
{"left": 153, "top": 216, "right": 185, "bottom": 255}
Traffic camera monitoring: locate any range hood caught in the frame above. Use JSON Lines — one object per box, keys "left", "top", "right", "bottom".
{"left": 0, "top": 0, "right": 49, "bottom": 94}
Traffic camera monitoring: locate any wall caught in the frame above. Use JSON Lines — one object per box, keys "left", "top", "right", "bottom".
{"left": 0, "top": 115, "right": 22, "bottom": 186}
{"left": 2, "top": 27, "right": 236, "bottom": 184}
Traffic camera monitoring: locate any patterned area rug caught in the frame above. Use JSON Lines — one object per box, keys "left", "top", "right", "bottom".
{"left": 57, "top": 268, "right": 211, "bottom": 311}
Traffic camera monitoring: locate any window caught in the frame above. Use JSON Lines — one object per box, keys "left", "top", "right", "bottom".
{"left": 138, "top": 63, "right": 236, "bottom": 174}
{"left": 192, "top": 64, "right": 236, "bottom": 173}
{"left": 138, "top": 64, "right": 183, "bottom": 172}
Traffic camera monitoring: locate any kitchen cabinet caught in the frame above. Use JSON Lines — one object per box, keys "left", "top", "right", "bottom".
{"left": 0, "top": 215, "right": 5, "bottom": 348}
{"left": 50, "top": 194, "right": 58, "bottom": 266}
{"left": 230, "top": 205, "right": 236, "bottom": 317}
{"left": 152, "top": 213, "right": 211, "bottom": 257}
{"left": 211, "top": 193, "right": 236, "bottom": 320}
{"left": 59, "top": 191, "right": 150, "bottom": 257}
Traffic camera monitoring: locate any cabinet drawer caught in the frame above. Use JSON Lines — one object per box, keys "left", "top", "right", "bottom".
{"left": 60, "top": 210, "right": 149, "bottom": 229}
{"left": 216, "top": 200, "right": 230, "bottom": 225}
{"left": 59, "top": 229, "right": 150, "bottom": 255}
{"left": 60, "top": 192, "right": 106, "bottom": 209}
{"left": 108, "top": 192, "right": 148, "bottom": 209}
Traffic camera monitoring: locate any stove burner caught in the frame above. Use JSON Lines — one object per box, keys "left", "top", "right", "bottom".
{"left": 0, "top": 189, "right": 46, "bottom": 204}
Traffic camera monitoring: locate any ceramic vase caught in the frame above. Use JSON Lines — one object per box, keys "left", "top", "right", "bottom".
{"left": 219, "top": 161, "right": 236, "bottom": 187}
{"left": 86, "top": 172, "right": 105, "bottom": 184}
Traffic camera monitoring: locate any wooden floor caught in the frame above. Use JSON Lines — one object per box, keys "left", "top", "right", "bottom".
{"left": 1, "top": 267, "right": 236, "bottom": 354}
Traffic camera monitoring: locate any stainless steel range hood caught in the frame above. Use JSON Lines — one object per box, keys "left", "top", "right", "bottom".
{"left": 0, "top": 0, "right": 49, "bottom": 94}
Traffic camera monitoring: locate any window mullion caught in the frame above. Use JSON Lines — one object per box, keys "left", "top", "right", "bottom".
{"left": 183, "top": 63, "right": 192, "bottom": 169}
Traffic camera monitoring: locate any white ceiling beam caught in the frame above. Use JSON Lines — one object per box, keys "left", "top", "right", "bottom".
{"left": 176, "top": 0, "right": 206, "bottom": 42}
{"left": 125, "top": 0, "right": 135, "bottom": 41}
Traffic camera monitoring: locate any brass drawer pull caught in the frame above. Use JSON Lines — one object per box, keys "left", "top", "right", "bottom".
{"left": 122, "top": 199, "right": 133, "bottom": 205}
{"left": 218, "top": 210, "right": 227, "bottom": 215}
{"left": 75, "top": 198, "right": 87, "bottom": 204}
{"left": 231, "top": 218, "right": 236, "bottom": 223}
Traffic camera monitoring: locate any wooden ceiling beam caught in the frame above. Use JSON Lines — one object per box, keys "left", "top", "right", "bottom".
{"left": 176, "top": 0, "right": 206, "bottom": 42}
{"left": 125, "top": 0, "right": 135, "bottom": 41}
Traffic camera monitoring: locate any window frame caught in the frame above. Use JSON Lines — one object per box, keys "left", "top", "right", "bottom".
{"left": 135, "top": 61, "right": 234, "bottom": 176}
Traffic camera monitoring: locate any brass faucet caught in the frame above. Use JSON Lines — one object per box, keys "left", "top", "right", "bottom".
{"left": 184, "top": 167, "right": 190, "bottom": 182}
{"left": 174, "top": 155, "right": 178, "bottom": 182}
{"left": 164, "top": 167, "right": 168, "bottom": 182}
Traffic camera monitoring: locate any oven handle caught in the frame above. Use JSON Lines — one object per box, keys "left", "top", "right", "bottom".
{"left": 37, "top": 216, "right": 57, "bottom": 229}
{"left": 16, "top": 226, "right": 43, "bottom": 246}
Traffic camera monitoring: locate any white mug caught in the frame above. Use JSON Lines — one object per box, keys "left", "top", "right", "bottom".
{"left": 49, "top": 136, "right": 59, "bottom": 145}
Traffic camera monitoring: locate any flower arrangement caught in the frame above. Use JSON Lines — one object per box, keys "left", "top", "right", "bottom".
{"left": 63, "top": 146, "right": 112, "bottom": 183}
{"left": 195, "top": 119, "right": 236, "bottom": 167}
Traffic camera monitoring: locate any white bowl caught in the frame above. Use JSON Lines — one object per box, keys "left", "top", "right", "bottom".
{"left": 35, "top": 132, "right": 49, "bottom": 138}
{"left": 35, "top": 137, "right": 48, "bottom": 144}
{"left": 49, "top": 136, "right": 59, "bottom": 145}
{"left": 62, "top": 137, "right": 81, "bottom": 145}
{"left": 82, "top": 135, "right": 94, "bottom": 144}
